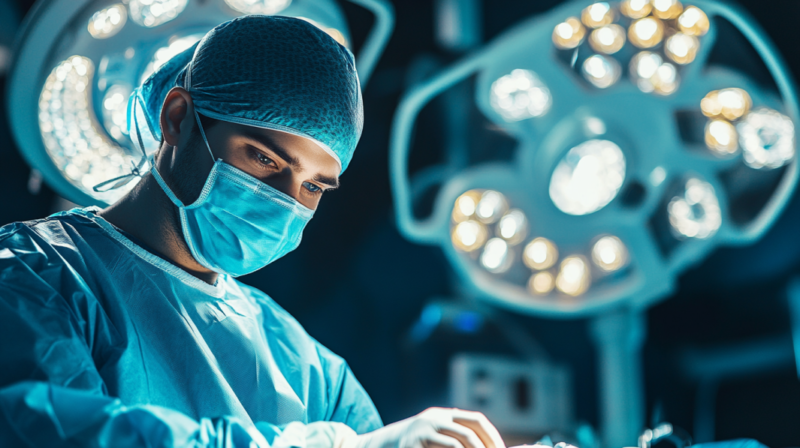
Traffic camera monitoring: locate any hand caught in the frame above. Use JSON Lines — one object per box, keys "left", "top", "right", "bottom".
{"left": 354, "top": 407, "right": 506, "bottom": 448}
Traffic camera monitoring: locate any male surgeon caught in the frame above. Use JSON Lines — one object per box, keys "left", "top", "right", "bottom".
{"left": 0, "top": 16, "right": 506, "bottom": 448}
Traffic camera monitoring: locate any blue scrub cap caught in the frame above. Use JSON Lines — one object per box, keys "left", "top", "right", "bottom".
{"left": 129, "top": 15, "right": 363, "bottom": 174}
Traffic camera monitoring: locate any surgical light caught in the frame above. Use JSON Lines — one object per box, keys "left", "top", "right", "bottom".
{"left": 629, "top": 51, "right": 662, "bottom": 93}
{"left": 678, "top": 6, "right": 710, "bottom": 36}
{"left": 704, "top": 119, "right": 738, "bottom": 155}
{"left": 452, "top": 220, "right": 488, "bottom": 252}
{"left": 651, "top": 0, "right": 683, "bottom": 20}
{"left": 665, "top": 33, "right": 699, "bottom": 65}
{"left": 523, "top": 237, "right": 558, "bottom": 271}
{"left": 224, "top": 0, "right": 291, "bottom": 15}
{"left": 452, "top": 190, "right": 483, "bottom": 223}
{"left": 738, "top": 108, "right": 796, "bottom": 170}
{"left": 668, "top": 177, "right": 722, "bottom": 239}
{"left": 628, "top": 17, "right": 664, "bottom": 49}
{"left": 475, "top": 190, "right": 509, "bottom": 224}
{"left": 549, "top": 139, "right": 626, "bottom": 215}
{"left": 589, "top": 24, "right": 626, "bottom": 55}
{"left": 497, "top": 209, "right": 528, "bottom": 245}
{"left": 552, "top": 17, "right": 586, "bottom": 50}
{"left": 556, "top": 256, "right": 591, "bottom": 296}
{"left": 701, "top": 88, "right": 752, "bottom": 121}
{"left": 128, "top": 0, "right": 188, "bottom": 28}
{"left": 480, "top": 238, "right": 513, "bottom": 273}
{"left": 619, "top": 0, "right": 651, "bottom": 19}
{"left": 591, "top": 235, "right": 628, "bottom": 272}
{"left": 582, "top": 55, "right": 621, "bottom": 89}
{"left": 581, "top": 3, "right": 614, "bottom": 29}
{"left": 490, "top": 69, "right": 552, "bottom": 121}
{"left": 87, "top": 4, "right": 127, "bottom": 39}
{"left": 528, "top": 271, "right": 555, "bottom": 295}
{"left": 651, "top": 62, "right": 680, "bottom": 95}
{"left": 102, "top": 84, "right": 132, "bottom": 141}
{"left": 140, "top": 34, "right": 203, "bottom": 84}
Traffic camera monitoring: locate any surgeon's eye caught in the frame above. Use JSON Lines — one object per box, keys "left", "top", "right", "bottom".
{"left": 250, "top": 148, "right": 277, "bottom": 169}
{"left": 303, "top": 181, "right": 323, "bottom": 195}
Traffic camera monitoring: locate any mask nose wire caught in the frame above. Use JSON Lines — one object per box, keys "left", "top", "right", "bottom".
{"left": 193, "top": 109, "right": 217, "bottom": 164}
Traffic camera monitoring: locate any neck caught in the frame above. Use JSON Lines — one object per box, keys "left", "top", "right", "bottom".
{"left": 98, "top": 152, "right": 219, "bottom": 285}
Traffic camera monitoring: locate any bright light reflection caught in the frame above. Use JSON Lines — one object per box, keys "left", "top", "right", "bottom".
{"left": 738, "top": 108, "right": 796, "bottom": 169}
{"left": 592, "top": 235, "right": 628, "bottom": 272}
{"left": 678, "top": 6, "right": 709, "bottom": 36}
{"left": 620, "top": 0, "right": 651, "bottom": 19}
{"left": 582, "top": 55, "right": 621, "bottom": 89}
{"left": 665, "top": 33, "right": 699, "bottom": 65}
{"left": 476, "top": 190, "right": 508, "bottom": 224}
{"left": 452, "top": 220, "right": 488, "bottom": 252}
{"left": 452, "top": 190, "right": 482, "bottom": 222}
{"left": 668, "top": 178, "right": 721, "bottom": 239}
{"left": 128, "top": 0, "right": 188, "bottom": 28}
{"left": 481, "top": 238, "right": 513, "bottom": 273}
{"left": 497, "top": 209, "right": 528, "bottom": 245}
{"left": 582, "top": 3, "right": 614, "bottom": 28}
{"left": 102, "top": 84, "right": 131, "bottom": 141}
{"left": 705, "top": 119, "right": 738, "bottom": 155}
{"left": 523, "top": 237, "right": 558, "bottom": 270}
{"left": 88, "top": 4, "right": 127, "bottom": 39}
{"left": 528, "top": 271, "right": 555, "bottom": 295}
{"left": 552, "top": 17, "right": 586, "bottom": 49}
{"left": 140, "top": 35, "right": 203, "bottom": 84}
{"left": 651, "top": 0, "right": 683, "bottom": 19}
{"left": 490, "top": 69, "right": 552, "bottom": 121}
{"left": 549, "top": 139, "right": 626, "bottom": 215}
{"left": 701, "top": 88, "right": 752, "bottom": 121}
{"left": 556, "top": 256, "right": 591, "bottom": 296}
{"left": 589, "top": 24, "right": 626, "bottom": 54}
{"left": 628, "top": 17, "right": 664, "bottom": 48}
{"left": 224, "top": 0, "right": 292, "bottom": 15}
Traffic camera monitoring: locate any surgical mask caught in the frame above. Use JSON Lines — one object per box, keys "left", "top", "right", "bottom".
{"left": 150, "top": 111, "right": 314, "bottom": 277}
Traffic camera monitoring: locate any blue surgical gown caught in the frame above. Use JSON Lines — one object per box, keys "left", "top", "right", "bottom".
{"left": 0, "top": 207, "right": 382, "bottom": 447}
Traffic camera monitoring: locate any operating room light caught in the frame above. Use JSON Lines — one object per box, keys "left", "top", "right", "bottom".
{"left": 452, "top": 190, "right": 482, "bottom": 222}
{"left": 651, "top": 0, "right": 683, "bottom": 20}
{"left": 678, "top": 6, "right": 710, "bottom": 36}
{"left": 705, "top": 119, "right": 738, "bottom": 155}
{"left": 619, "top": 0, "right": 651, "bottom": 19}
{"left": 549, "top": 139, "right": 626, "bottom": 215}
{"left": 591, "top": 235, "right": 628, "bottom": 272}
{"left": 738, "top": 108, "right": 796, "bottom": 169}
{"left": 589, "top": 24, "right": 626, "bottom": 55}
{"left": 629, "top": 51, "right": 662, "bottom": 93}
{"left": 481, "top": 238, "right": 513, "bottom": 273}
{"left": 668, "top": 177, "right": 722, "bottom": 239}
{"left": 102, "top": 84, "right": 132, "bottom": 141}
{"left": 39, "top": 56, "right": 134, "bottom": 198}
{"left": 556, "top": 256, "right": 591, "bottom": 296}
{"left": 528, "top": 271, "right": 555, "bottom": 295}
{"left": 701, "top": 88, "right": 752, "bottom": 121}
{"left": 224, "top": 0, "right": 292, "bottom": 15}
{"left": 552, "top": 17, "right": 586, "bottom": 49}
{"left": 628, "top": 17, "right": 664, "bottom": 48}
{"left": 87, "top": 4, "right": 127, "bottom": 39}
{"left": 582, "top": 55, "right": 621, "bottom": 89}
{"left": 490, "top": 69, "right": 552, "bottom": 121}
{"left": 128, "top": 0, "right": 188, "bottom": 28}
{"left": 497, "top": 209, "right": 528, "bottom": 245}
{"left": 651, "top": 62, "right": 680, "bottom": 95}
{"left": 475, "top": 190, "right": 509, "bottom": 224}
{"left": 665, "top": 33, "right": 699, "bottom": 65}
{"left": 581, "top": 3, "right": 614, "bottom": 28}
{"left": 140, "top": 34, "right": 203, "bottom": 84}
{"left": 452, "top": 220, "right": 488, "bottom": 252}
{"left": 523, "top": 237, "right": 558, "bottom": 270}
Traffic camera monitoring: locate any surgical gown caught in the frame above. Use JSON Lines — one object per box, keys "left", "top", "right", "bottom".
{"left": 0, "top": 207, "right": 382, "bottom": 447}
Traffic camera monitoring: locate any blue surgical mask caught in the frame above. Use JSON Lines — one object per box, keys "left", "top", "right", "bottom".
{"left": 150, "top": 111, "right": 314, "bottom": 277}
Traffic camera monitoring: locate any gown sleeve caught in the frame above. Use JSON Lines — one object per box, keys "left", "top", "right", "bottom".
{"left": 0, "top": 228, "right": 360, "bottom": 448}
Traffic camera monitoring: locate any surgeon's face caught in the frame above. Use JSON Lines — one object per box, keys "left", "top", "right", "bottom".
{"left": 161, "top": 87, "right": 341, "bottom": 210}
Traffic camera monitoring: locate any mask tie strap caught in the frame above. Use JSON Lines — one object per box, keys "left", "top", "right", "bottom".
{"left": 193, "top": 109, "right": 216, "bottom": 163}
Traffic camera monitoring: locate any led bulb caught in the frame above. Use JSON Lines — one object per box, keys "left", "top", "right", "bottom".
{"left": 651, "top": 62, "right": 680, "bottom": 95}
{"left": 619, "top": 0, "right": 651, "bottom": 19}
{"left": 452, "top": 190, "right": 483, "bottom": 223}
{"left": 678, "top": 6, "right": 710, "bottom": 36}
{"left": 591, "top": 235, "right": 628, "bottom": 272}
{"left": 668, "top": 178, "right": 721, "bottom": 239}
{"left": 705, "top": 119, "right": 738, "bottom": 155}
{"left": 523, "top": 237, "right": 558, "bottom": 270}
{"left": 528, "top": 271, "right": 555, "bottom": 295}
{"left": 553, "top": 17, "right": 586, "bottom": 49}
{"left": 581, "top": 2, "right": 614, "bottom": 28}
{"left": 88, "top": 4, "right": 127, "bottom": 39}
{"left": 475, "top": 190, "right": 509, "bottom": 224}
{"left": 497, "top": 209, "right": 528, "bottom": 245}
{"left": 629, "top": 51, "right": 663, "bottom": 93}
{"left": 556, "top": 256, "right": 591, "bottom": 296}
{"left": 700, "top": 88, "right": 751, "bottom": 121}
{"left": 738, "top": 108, "right": 796, "bottom": 170}
{"left": 128, "top": 0, "right": 188, "bottom": 28}
{"left": 549, "top": 139, "right": 626, "bottom": 215}
{"left": 589, "top": 24, "right": 627, "bottom": 54}
{"left": 582, "top": 55, "right": 621, "bottom": 89}
{"left": 665, "top": 33, "right": 699, "bottom": 65}
{"left": 224, "top": 0, "right": 292, "bottom": 15}
{"left": 481, "top": 238, "right": 514, "bottom": 273}
{"left": 452, "top": 220, "right": 488, "bottom": 252}
{"left": 490, "top": 69, "right": 552, "bottom": 121}
{"left": 628, "top": 17, "right": 664, "bottom": 49}
{"left": 102, "top": 84, "right": 131, "bottom": 141}
{"left": 651, "top": 0, "right": 683, "bottom": 20}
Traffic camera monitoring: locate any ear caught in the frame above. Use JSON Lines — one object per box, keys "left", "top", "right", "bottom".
{"left": 159, "top": 87, "right": 194, "bottom": 147}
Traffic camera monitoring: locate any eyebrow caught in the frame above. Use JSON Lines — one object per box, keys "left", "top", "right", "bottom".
{"left": 242, "top": 129, "right": 340, "bottom": 189}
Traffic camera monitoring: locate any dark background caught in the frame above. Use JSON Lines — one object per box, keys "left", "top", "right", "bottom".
{"left": 2, "top": 0, "right": 800, "bottom": 446}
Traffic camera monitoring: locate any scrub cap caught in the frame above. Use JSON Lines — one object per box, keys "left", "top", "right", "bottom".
{"left": 129, "top": 15, "right": 363, "bottom": 174}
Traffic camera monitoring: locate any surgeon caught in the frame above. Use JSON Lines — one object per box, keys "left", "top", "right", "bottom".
{"left": 0, "top": 16, "right": 507, "bottom": 448}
